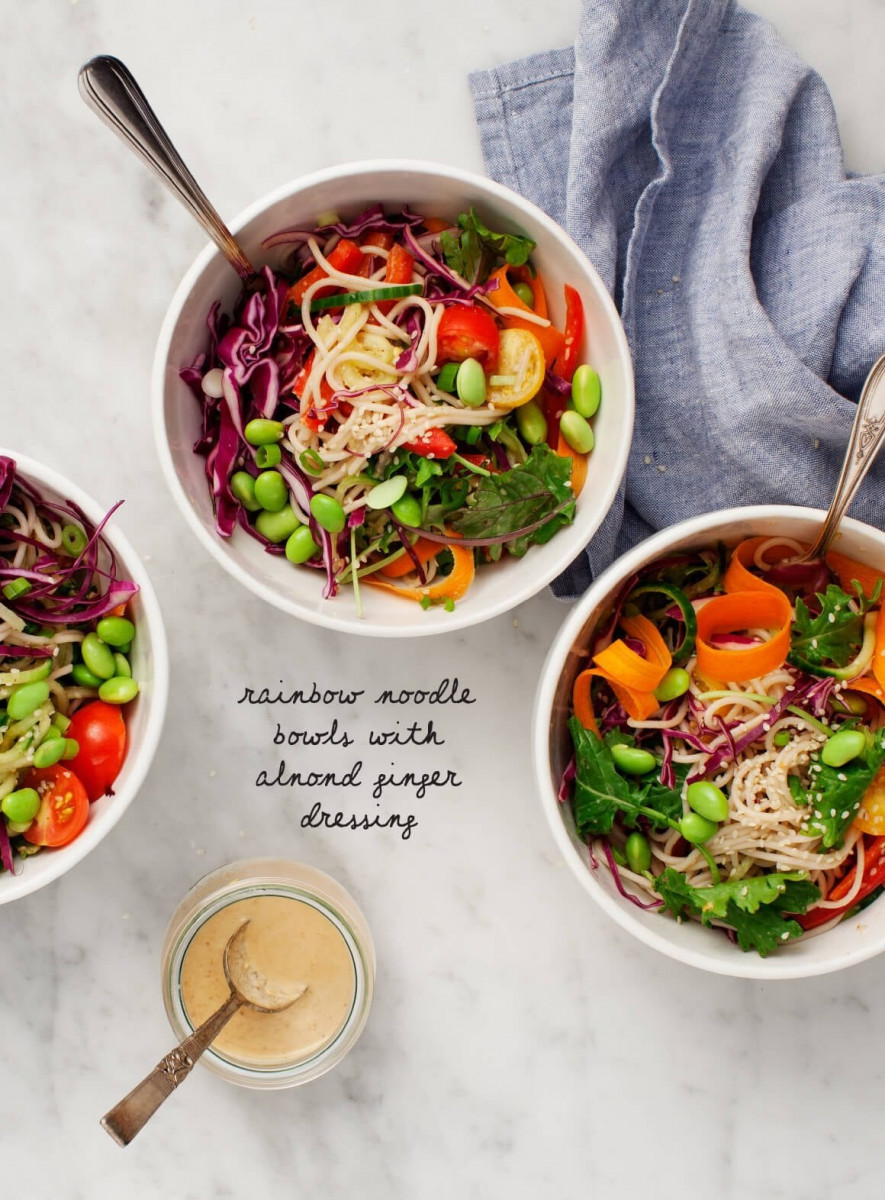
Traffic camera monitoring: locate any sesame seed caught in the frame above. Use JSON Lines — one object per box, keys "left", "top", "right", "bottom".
{"left": 841, "top": 811, "right": 850, "bottom": 820}
{"left": 830, "top": 808, "right": 837, "bottom": 817}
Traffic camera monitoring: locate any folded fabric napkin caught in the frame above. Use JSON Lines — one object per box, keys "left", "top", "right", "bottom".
{"left": 470, "top": 0, "right": 885, "bottom": 598}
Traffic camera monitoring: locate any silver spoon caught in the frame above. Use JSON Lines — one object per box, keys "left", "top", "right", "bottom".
{"left": 100, "top": 921, "right": 307, "bottom": 1146}
{"left": 796, "top": 352, "right": 885, "bottom": 561}
{"left": 77, "top": 55, "right": 255, "bottom": 282}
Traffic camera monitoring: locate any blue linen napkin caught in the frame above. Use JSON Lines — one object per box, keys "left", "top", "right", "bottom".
{"left": 470, "top": 0, "right": 885, "bottom": 598}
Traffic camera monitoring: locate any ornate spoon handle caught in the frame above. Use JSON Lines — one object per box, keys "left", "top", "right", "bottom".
{"left": 77, "top": 55, "right": 255, "bottom": 281}
{"left": 101, "top": 992, "right": 243, "bottom": 1146}
{"left": 804, "top": 352, "right": 885, "bottom": 561}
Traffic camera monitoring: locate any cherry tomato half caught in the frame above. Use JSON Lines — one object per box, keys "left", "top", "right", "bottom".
{"left": 22, "top": 765, "right": 89, "bottom": 848}
{"left": 436, "top": 305, "right": 500, "bottom": 371}
{"left": 65, "top": 701, "right": 127, "bottom": 801}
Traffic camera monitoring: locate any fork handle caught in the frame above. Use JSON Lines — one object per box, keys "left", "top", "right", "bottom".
{"left": 805, "top": 353, "right": 885, "bottom": 560}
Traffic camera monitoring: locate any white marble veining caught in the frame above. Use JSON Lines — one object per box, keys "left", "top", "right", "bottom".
{"left": 2, "top": 2, "right": 885, "bottom": 1197}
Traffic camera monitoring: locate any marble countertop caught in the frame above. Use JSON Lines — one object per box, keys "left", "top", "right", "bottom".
{"left": 3, "top": 2, "right": 884, "bottom": 1197}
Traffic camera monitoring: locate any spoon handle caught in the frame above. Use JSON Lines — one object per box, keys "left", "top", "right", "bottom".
{"left": 100, "top": 992, "right": 243, "bottom": 1146}
{"left": 77, "top": 55, "right": 255, "bottom": 281}
{"left": 806, "top": 353, "right": 885, "bottom": 560}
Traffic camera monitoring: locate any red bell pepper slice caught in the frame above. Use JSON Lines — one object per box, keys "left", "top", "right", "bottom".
{"left": 402, "top": 428, "right": 457, "bottom": 459}
{"left": 377, "top": 243, "right": 415, "bottom": 314}
{"left": 288, "top": 238, "right": 365, "bottom": 306}
{"left": 798, "top": 836, "right": 885, "bottom": 930}
{"left": 556, "top": 285, "right": 585, "bottom": 381}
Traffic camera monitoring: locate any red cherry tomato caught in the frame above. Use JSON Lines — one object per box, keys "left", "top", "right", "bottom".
{"left": 65, "top": 701, "right": 127, "bottom": 801}
{"left": 436, "top": 306, "right": 500, "bottom": 371}
{"left": 22, "top": 765, "right": 90, "bottom": 848}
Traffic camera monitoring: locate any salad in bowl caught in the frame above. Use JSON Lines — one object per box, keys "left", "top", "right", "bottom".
{"left": 535, "top": 507, "right": 885, "bottom": 979}
{"left": 154, "top": 161, "right": 634, "bottom": 636}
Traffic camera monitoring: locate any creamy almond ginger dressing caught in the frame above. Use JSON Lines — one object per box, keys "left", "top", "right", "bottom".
{"left": 180, "top": 895, "right": 355, "bottom": 1066}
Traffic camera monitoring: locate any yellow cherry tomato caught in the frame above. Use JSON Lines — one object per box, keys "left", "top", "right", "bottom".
{"left": 486, "top": 328, "right": 546, "bottom": 410}
{"left": 855, "top": 765, "right": 885, "bottom": 835}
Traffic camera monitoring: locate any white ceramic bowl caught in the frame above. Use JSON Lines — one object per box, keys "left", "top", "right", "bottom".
{"left": 152, "top": 160, "right": 634, "bottom": 636}
{"left": 0, "top": 449, "right": 168, "bottom": 903}
{"left": 534, "top": 505, "right": 885, "bottom": 979}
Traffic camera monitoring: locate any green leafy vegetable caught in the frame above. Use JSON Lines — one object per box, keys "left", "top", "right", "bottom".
{"left": 800, "top": 726, "right": 885, "bottom": 848}
{"left": 450, "top": 444, "right": 575, "bottom": 557}
{"left": 439, "top": 208, "right": 536, "bottom": 284}
{"left": 789, "top": 583, "right": 878, "bottom": 673}
{"left": 654, "top": 868, "right": 820, "bottom": 955}
{"left": 569, "top": 719, "right": 683, "bottom": 838}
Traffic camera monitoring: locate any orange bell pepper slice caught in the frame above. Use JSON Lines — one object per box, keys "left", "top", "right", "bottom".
{"left": 555, "top": 431, "right": 588, "bottom": 497}
{"left": 364, "top": 540, "right": 474, "bottom": 604}
{"left": 486, "top": 265, "right": 566, "bottom": 366}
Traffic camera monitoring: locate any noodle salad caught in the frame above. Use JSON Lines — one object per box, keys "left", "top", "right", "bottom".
{"left": 565, "top": 537, "right": 885, "bottom": 955}
{"left": 182, "top": 205, "right": 600, "bottom": 613}
{"left": 0, "top": 458, "right": 140, "bottom": 871}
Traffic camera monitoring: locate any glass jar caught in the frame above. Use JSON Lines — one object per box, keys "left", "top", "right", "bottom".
{"left": 161, "top": 858, "right": 374, "bottom": 1089}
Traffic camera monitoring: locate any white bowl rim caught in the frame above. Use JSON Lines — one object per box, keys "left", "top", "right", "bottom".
{"left": 0, "top": 447, "right": 170, "bottom": 902}
{"left": 533, "top": 503, "right": 885, "bottom": 980}
{"left": 151, "top": 158, "right": 635, "bottom": 638}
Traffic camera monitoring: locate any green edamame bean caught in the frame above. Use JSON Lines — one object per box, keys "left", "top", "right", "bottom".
{"left": 7, "top": 679, "right": 51, "bottom": 721}
{"left": 96, "top": 616, "right": 135, "bottom": 647}
{"left": 253, "top": 471, "right": 289, "bottom": 513}
{"left": 391, "top": 494, "right": 422, "bottom": 528}
{"left": 559, "top": 409, "right": 595, "bottom": 454}
{"left": 686, "top": 781, "right": 729, "bottom": 823}
{"left": 772, "top": 730, "right": 791, "bottom": 747}
{"left": 244, "top": 418, "right": 285, "bottom": 446}
{"left": 285, "top": 526, "right": 320, "bottom": 564}
{"left": 255, "top": 443, "right": 282, "bottom": 469}
{"left": 625, "top": 831, "right": 652, "bottom": 874}
{"left": 33, "top": 738, "right": 66, "bottom": 769}
{"left": 610, "top": 743, "right": 657, "bottom": 775}
{"left": 367, "top": 475, "right": 408, "bottom": 510}
{"left": 654, "top": 667, "right": 691, "bottom": 703}
{"left": 515, "top": 400, "right": 547, "bottom": 446}
{"left": 821, "top": 728, "right": 868, "bottom": 768}
{"left": 679, "top": 811, "right": 719, "bottom": 845}
{"left": 456, "top": 357, "right": 487, "bottom": 408}
{"left": 113, "top": 653, "right": 132, "bottom": 679}
{"left": 51, "top": 712, "right": 71, "bottom": 733}
{"left": 255, "top": 506, "right": 301, "bottom": 544}
{"left": 231, "top": 471, "right": 262, "bottom": 512}
{"left": 71, "top": 663, "right": 103, "bottom": 689}
{"left": 81, "top": 632, "right": 116, "bottom": 680}
{"left": 62, "top": 738, "right": 79, "bottom": 760}
{"left": 570, "top": 364, "right": 601, "bottom": 419}
{"left": 1, "top": 787, "right": 40, "bottom": 824}
{"left": 310, "top": 494, "right": 346, "bottom": 534}
{"left": 41, "top": 725, "right": 63, "bottom": 743}
{"left": 513, "top": 281, "right": 535, "bottom": 308}
{"left": 98, "top": 676, "right": 140, "bottom": 705}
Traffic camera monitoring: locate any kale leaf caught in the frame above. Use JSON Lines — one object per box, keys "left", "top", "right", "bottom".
{"left": 800, "top": 726, "right": 885, "bottom": 848}
{"left": 789, "top": 583, "right": 872, "bottom": 671}
{"left": 569, "top": 719, "right": 683, "bottom": 838}
{"left": 439, "top": 208, "right": 535, "bottom": 283}
{"left": 654, "top": 868, "right": 820, "bottom": 955}
{"left": 450, "top": 444, "right": 575, "bottom": 556}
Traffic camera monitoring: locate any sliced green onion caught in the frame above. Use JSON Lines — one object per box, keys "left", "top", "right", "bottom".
{"left": 435, "top": 363, "right": 460, "bottom": 392}
{"left": 350, "top": 528, "right": 363, "bottom": 620}
{"left": 785, "top": 705, "right": 833, "bottom": 737}
{"left": 489, "top": 375, "right": 518, "bottom": 387}
{"left": 696, "top": 690, "right": 775, "bottom": 706}
{"left": 451, "top": 453, "right": 491, "bottom": 478}
{"left": 309, "top": 284, "right": 423, "bottom": 313}
{"left": 2, "top": 578, "right": 31, "bottom": 601}
{"left": 299, "top": 448, "right": 324, "bottom": 476}
{"left": 463, "top": 426, "right": 482, "bottom": 446}
{"left": 61, "top": 524, "right": 88, "bottom": 556}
